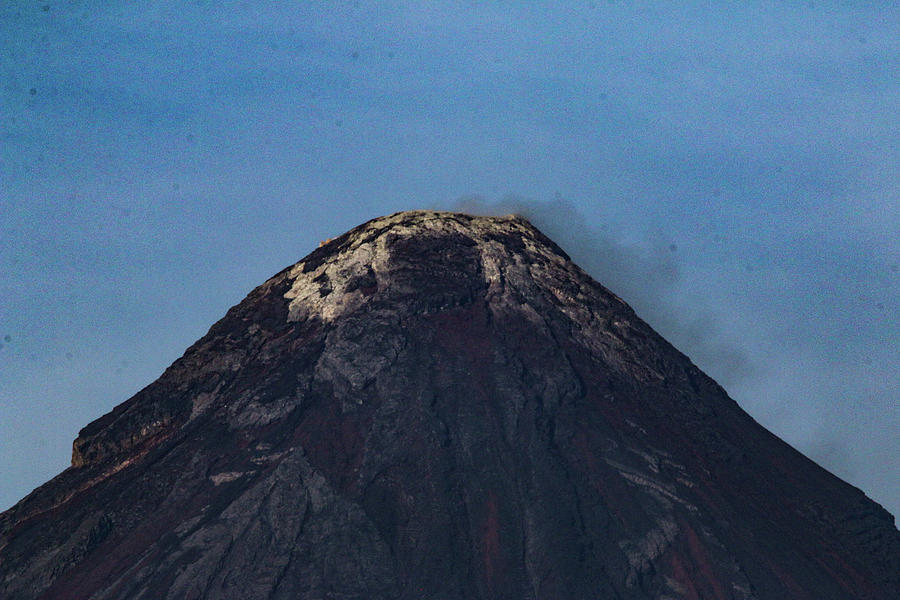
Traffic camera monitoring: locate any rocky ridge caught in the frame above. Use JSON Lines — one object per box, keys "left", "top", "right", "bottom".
{"left": 1, "top": 210, "right": 898, "bottom": 599}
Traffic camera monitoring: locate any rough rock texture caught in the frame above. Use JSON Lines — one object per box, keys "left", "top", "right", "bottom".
{"left": 1, "top": 210, "right": 898, "bottom": 599}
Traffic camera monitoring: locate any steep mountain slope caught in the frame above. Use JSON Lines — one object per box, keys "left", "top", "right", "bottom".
{"left": 1, "top": 210, "right": 897, "bottom": 599}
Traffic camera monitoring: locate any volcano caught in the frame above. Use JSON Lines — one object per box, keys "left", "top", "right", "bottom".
{"left": 1, "top": 210, "right": 897, "bottom": 599}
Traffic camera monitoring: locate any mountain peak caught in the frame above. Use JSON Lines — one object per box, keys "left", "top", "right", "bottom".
{"left": 284, "top": 210, "right": 574, "bottom": 323}
{"left": 2, "top": 211, "right": 898, "bottom": 600}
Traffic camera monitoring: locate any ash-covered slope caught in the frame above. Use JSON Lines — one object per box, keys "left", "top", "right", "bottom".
{"left": 1, "top": 210, "right": 897, "bottom": 600}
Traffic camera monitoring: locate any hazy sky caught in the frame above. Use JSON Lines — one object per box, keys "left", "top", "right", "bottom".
{"left": 2, "top": 2, "right": 897, "bottom": 518}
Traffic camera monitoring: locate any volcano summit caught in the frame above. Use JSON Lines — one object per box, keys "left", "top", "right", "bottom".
{"left": 1, "top": 210, "right": 897, "bottom": 599}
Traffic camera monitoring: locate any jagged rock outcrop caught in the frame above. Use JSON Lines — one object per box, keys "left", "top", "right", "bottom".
{"left": 1, "top": 210, "right": 898, "bottom": 599}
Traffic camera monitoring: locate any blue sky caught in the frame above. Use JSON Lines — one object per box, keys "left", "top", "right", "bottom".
{"left": 2, "top": 2, "right": 898, "bottom": 518}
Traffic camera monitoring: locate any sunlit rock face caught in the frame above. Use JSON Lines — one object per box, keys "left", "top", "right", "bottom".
{"left": 1, "top": 210, "right": 897, "bottom": 600}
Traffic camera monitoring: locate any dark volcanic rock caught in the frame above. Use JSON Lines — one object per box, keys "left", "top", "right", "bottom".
{"left": 1, "top": 210, "right": 898, "bottom": 599}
